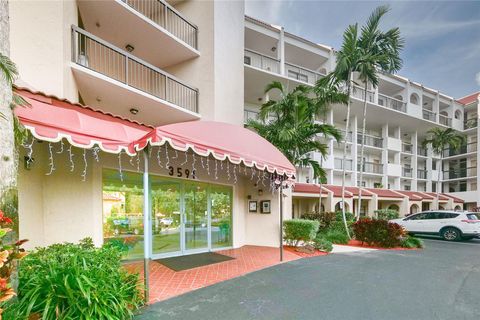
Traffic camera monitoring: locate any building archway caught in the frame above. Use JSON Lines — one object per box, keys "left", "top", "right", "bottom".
{"left": 454, "top": 110, "right": 462, "bottom": 120}
{"left": 410, "top": 93, "right": 419, "bottom": 105}
{"left": 388, "top": 204, "right": 400, "bottom": 211}
{"left": 454, "top": 205, "right": 462, "bottom": 211}
{"left": 410, "top": 204, "right": 420, "bottom": 215}
{"left": 335, "top": 201, "right": 350, "bottom": 212}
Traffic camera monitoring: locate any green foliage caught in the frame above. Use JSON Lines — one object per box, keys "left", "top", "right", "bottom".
{"left": 301, "top": 211, "right": 336, "bottom": 228}
{"left": 283, "top": 219, "right": 320, "bottom": 247}
{"left": 320, "top": 229, "right": 349, "bottom": 245}
{"left": 374, "top": 209, "right": 399, "bottom": 220}
{"left": 313, "top": 235, "right": 333, "bottom": 252}
{"left": 401, "top": 236, "right": 424, "bottom": 249}
{"left": 8, "top": 238, "right": 142, "bottom": 320}
{"left": 353, "top": 218, "right": 406, "bottom": 248}
{"left": 335, "top": 211, "right": 355, "bottom": 222}
{"left": 422, "top": 128, "right": 465, "bottom": 156}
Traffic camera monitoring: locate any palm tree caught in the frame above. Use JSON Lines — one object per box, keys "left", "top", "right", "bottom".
{"left": 356, "top": 5, "right": 404, "bottom": 219}
{"left": 422, "top": 128, "right": 465, "bottom": 209}
{"left": 247, "top": 81, "right": 345, "bottom": 182}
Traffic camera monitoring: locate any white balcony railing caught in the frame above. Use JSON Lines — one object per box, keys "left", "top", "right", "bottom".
{"left": 334, "top": 158, "right": 353, "bottom": 170}
{"left": 243, "top": 109, "right": 276, "bottom": 124}
{"left": 357, "top": 133, "right": 383, "bottom": 148}
{"left": 72, "top": 26, "right": 198, "bottom": 113}
{"left": 358, "top": 161, "right": 383, "bottom": 174}
{"left": 285, "top": 62, "right": 324, "bottom": 85}
{"left": 422, "top": 109, "right": 436, "bottom": 122}
{"left": 244, "top": 49, "right": 280, "bottom": 74}
{"left": 378, "top": 93, "right": 407, "bottom": 113}
{"left": 439, "top": 114, "right": 452, "bottom": 127}
{"left": 352, "top": 85, "right": 375, "bottom": 103}
{"left": 402, "top": 142, "right": 413, "bottom": 154}
{"left": 120, "top": 0, "right": 197, "bottom": 49}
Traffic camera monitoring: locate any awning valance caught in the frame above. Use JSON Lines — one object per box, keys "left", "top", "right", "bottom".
{"left": 133, "top": 121, "right": 296, "bottom": 178}
{"left": 15, "top": 88, "right": 150, "bottom": 155}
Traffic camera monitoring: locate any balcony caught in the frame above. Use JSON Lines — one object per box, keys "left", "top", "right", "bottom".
{"left": 402, "top": 167, "right": 413, "bottom": 178}
{"left": 417, "top": 147, "right": 428, "bottom": 157}
{"left": 358, "top": 162, "right": 383, "bottom": 174}
{"left": 339, "top": 130, "right": 353, "bottom": 143}
{"left": 378, "top": 94, "right": 407, "bottom": 113}
{"left": 334, "top": 158, "right": 353, "bottom": 170}
{"left": 71, "top": 26, "right": 199, "bottom": 126}
{"left": 77, "top": 0, "right": 199, "bottom": 67}
{"left": 285, "top": 62, "right": 324, "bottom": 85}
{"left": 243, "top": 109, "right": 277, "bottom": 124}
{"left": 422, "top": 109, "right": 436, "bottom": 122}
{"left": 417, "top": 169, "right": 427, "bottom": 179}
{"left": 464, "top": 118, "right": 478, "bottom": 130}
{"left": 443, "top": 142, "right": 477, "bottom": 157}
{"left": 402, "top": 142, "right": 413, "bottom": 154}
{"left": 443, "top": 167, "right": 477, "bottom": 180}
{"left": 352, "top": 86, "right": 375, "bottom": 103}
{"left": 439, "top": 114, "right": 452, "bottom": 127}
{"left": 357, "top": 133, "right": 383, "bottom": 148}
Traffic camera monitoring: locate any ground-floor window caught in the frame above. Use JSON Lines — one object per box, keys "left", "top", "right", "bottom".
{"left": 102, "top": 169, "right": 233, "bottom": 260}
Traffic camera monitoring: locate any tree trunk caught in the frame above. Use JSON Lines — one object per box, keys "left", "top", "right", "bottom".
{"left": 0, "top": 0, "right": 19, "bottom": 291}
{"left": 357, "top": 82, "right": 369, "bottom": 219}
{"left": 341, "top": 72, "right": 353, "bottom": 239}
{"left": 437, "top": 157, "right": 442, "bottom": 210}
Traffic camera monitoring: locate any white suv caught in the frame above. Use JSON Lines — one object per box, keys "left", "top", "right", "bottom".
{"left": 391, "top": 211, "right": 480, "bottom": 241}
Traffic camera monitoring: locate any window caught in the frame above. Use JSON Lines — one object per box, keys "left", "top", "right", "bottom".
{"left": 425, "top": 212, "right": 459, "bottom": 219}
{"left": 409, "top": 93, "right": 419, "bottom": 105}
{"left": 454, "top": 110, "right": 462, "bottom": 119}
{"left": 406, "top": 213, "right": 428, "bottom": 220}
{"left": 244, "top": 56, "right": 251, "bottom": 65}
{"left": 467, "top": 213, "right": 480, "bottom": 220}
{"left": 404, "top": 185, "right": 411, "bottom": 191}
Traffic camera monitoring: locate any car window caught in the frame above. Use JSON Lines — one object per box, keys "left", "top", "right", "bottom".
{"left": 406, "top": 213, "right": 428, "bottom": 220}
{"left": 467, "top": 213, "right": 480, "bottom": 220}
{"left": 443, "top": 213, "right": 459, "bottom": 219}
{"left": 426, "top": 212, "right": 443, "bottom": 219}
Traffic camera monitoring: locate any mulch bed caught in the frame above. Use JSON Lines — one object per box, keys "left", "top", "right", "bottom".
{"left": 283, "top": 246, "right": 329, "bottom": 258}
{"left": 345, "top": 239, "right": 420, "bottom": 250}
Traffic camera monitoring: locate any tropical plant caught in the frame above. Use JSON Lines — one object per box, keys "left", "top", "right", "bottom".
{"left": 401, "top": 236, "right": 424, "bottom": 249}
{"left": 355, "top": 5, "right": 404, "bottom": 219}
{"left": 247, "top": 81, "right": 345, "bottom": 181}
{"left": 374, "top": 209, "right": 399, "bottom": 220}
{"left": 352, "top": 218, "right": 406, "bottom": 248}
{"left": 283, "top": 219, "right": 319, "bottom": 247}
{"left": 313, "top": 235, "right": 333, "bottom": 252}
{"left": 422, "top": 128, "right": 465, "bottom": 208}
{"left": 7, "top": 238, "right": 142, "bottom": 320}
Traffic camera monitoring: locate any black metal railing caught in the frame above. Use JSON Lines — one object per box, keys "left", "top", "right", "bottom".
{"left": 358, "top": 162, "right": 383, "bottom": 174}
{"left": 417, "top": 169, "right": 427, "bottom": 179}
{"left": 443, "top": 142, "right": 477, "bottom": 157}
{"left": 443, "top": 167, "right": 477, "bottom": 180}
{"left": 357, "top": 133, "right": 383, "bottom": 148}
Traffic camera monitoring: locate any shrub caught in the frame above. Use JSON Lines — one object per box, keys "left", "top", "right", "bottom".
{"left": 8, "top": 238, "right": 142, "bottom": 320}
{"left": 321, "top": 229, "right": 349, "bottom": 244}
{"left": 374, "top": 209, "right": 399, "bottom": 220}
{"left": 313, "top": 236, "right": 333, "bottom": 252}
{"left": 335, "top": 211, "right": 355, "bottom": 222}
{"left": 283, "top": 219, "right": 319, "bottom": 247}
{"left": 401, "top": 236, "right": 424, "bottom": 249}
{"left": 353, "top": 218, "right": 406, "bottom": 248}
{"left": 301, "top": 211, "right": 336, "bottom": 228}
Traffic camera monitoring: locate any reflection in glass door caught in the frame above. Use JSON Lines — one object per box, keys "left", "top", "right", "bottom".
{"left": 151, "top": 178, "right": 182, "bottom": 255}
{"left": 184, "top": 182, "right": 209, "bottom": 252}
{"left": 210, "top": 185, "right": 233, "bottom": 248}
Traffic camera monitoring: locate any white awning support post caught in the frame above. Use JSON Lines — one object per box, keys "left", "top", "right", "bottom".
{"left": 142, "top": 150, "right": 151, "bottom": 303}
{"left": 279, "top": 184, "right": 284, "bottom": 262}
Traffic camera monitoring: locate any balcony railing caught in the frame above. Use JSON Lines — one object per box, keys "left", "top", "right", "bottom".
{"left": 334, "top": 158, "right": 353, "bottom": 170}
{"left": 352, "top": 85, "right": 375, "bottom": 103}
{"left": 357, "top": 133, "right": 383, "bottom": 148}
{"left": 464, "top": 118, "right": 478, "bottom": 129}
{"left": 402, "top": 167, "right": 413, "bottom": 178}
{"left": 243, "top": 109, "right": 276, "bottom": 124}
{"left": 422, "top": 109, "right": 436, "bottom": 122}
{"left": 72, "top": 26, "right": 198, "bottom": 113}
{"left": 443, "top": 167, "right": 477, "bottom": 180}
{"left": 443, "top": 142, "right": 477, "bottom": 157}
{"left": 244, "top": 49, "right": 280, "bottom": 74}
{"left": 378, "top": 94, "right": 407, "bottom": 113}
{"left": 417, "top": 147, "right": 428, "bottom": 157}
{"left": 439, "top": 114, "right": 452, "bottom": 127}
{"left": 358, "top": 162, "right": 383, "bottom": 174}
{"left": 417, "top": 169, "right": 427, "bottom": 179}
{"left": 339, "top": 130, "right": 353, "bottom": 143}
{"left": 120, "top": 0, "right": 197, "bottom": 49}
{"left": 402, "top": 142, "right": 413, "bottom": 154}
{"left": 285, "top": 62, "right": 324, "bottom": 85}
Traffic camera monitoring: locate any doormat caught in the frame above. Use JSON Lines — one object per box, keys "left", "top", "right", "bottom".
{"left": 155, "top": 252, "right": 235, "bottom": 271}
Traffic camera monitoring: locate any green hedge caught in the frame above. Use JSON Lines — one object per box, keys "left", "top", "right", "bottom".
{"left": 313, "top": 235, "right": 333, "bottom": 252}
{"left": 283, "top": 219, "right": 319, "bottom": 247}
{"left": 374, "top": 209, "right": 399, "bottom": 220}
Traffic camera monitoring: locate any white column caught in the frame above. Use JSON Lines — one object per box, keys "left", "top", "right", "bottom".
{"left": 381, "top": 123, "right": 389, "bottom": 188}
{"left": 278, "top": 27, "right": 285, "bottom": 76}
{"left": 412, "top": 131, "right": 418, "bottom": 191}
{"left": 434, "top": 92, "right": 440, "bottom": 123}
{"left": 426, "top": 145, "right": 433, "bottom": 192}
{"left": 142, "top": 150, "right": 151, "bottom": 302}
{"left": 351, "top": 115, "right": 358, "bottom": 186}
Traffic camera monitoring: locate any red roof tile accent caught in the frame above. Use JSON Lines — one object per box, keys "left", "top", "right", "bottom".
{"left": 365, "top": 188, "right": 405, "bottom": 199}
{"left": 442, "top": 194, "right": 464, "bottom": 203}
{"left": 394, "top": 191, "right": 432, "bottom": 201}
{"left": 345, "top": 187, "right": 374, "bottom": 197}
{"left": 323, "top": 185, "right": 353, "bottom": 198}
{"left": 457, "top": 92, "right": 479, "bottom": 106}
{"left": 420, "top": 192, "right": 450, "bottom": 201}
{"left": 292, "top": 183, "right": 328, "bottom": 194}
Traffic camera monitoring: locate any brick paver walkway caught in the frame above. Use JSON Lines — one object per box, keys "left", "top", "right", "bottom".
{"left": 125, "top": 245, "right": 301, "bottom": 303}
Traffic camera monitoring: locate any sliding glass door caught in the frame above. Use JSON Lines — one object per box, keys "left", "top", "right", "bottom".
{"left": 184, "top": 181, "right": 209, "bottom": 252}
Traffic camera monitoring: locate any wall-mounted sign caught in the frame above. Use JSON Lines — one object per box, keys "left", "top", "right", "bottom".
{"left": 248, "top": 200, "right": 258, "bottom": 213}
{"left": 260, "top": 200, "right": 271, "bottom": 214}
{"left": 167, "top": 166, "right": 196, "bottom": 179}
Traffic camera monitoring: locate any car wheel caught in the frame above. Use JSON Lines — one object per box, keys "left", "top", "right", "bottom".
{"left": 441, "top": 227, "right": 461, "bottom": 241}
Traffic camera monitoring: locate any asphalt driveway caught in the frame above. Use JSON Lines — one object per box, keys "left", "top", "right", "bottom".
{"left": 136, "top": 239, "right": 480, "bottom": 320}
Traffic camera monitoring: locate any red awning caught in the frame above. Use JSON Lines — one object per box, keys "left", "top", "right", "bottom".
{"left": 133, "top": 121, "right": 296, "bottom": 178}
{"left": 15, "top": 88, "right": 150, "bottom": 155}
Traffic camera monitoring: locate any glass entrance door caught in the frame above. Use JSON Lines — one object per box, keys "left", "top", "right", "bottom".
{"left": 184, "top": 181, "right": 209, "bottom": 252}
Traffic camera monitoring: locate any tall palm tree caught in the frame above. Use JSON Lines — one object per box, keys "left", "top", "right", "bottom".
{"left": 356, "top": 5, "right": 404, "bottom": 219}
{"left": 422, "top": 128, "right": 465, "bottom": 209}
{"left": 247, "top": 81, "right": 345, "bottom": 182}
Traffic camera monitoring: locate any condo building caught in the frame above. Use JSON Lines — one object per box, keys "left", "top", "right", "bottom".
{"left": 6, "top": 1, "right": 479, "bottom": 258}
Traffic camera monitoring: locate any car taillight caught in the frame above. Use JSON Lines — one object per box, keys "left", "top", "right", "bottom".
{"left": 461, "top": 220, "right": 480, "bottom": 224}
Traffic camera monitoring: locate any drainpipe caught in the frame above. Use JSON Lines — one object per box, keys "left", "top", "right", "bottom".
{"left": 143, "top": 150, "right": 151, "bottom": 303}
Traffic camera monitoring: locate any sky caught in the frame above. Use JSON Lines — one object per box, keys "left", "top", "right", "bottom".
{"left": 245, "top": 0, "right": 480, "bottom": 99}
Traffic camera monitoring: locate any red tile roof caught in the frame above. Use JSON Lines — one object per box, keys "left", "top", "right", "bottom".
{"left": 365, "top": 188, "right": 405, "bottom": 199}
{"left": 323, "top": 185, "right": 353, "bottom": 198}
{"left": 292, "top": 183, "right": 328, "bottom": 195}
{"left": 457, "top": 92, "right": 479, "bottom": 106}
{"left": 442, "top": 194, "right": 464, "bottom": 203}
{"left": 345, "top": 187, "right": 374, "bottom": 197}
{"left": 395, "top": 191, "right": 433, "bottom": 201}
{"left": 421, "top": 192, "right": 450, "bottom": 201}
